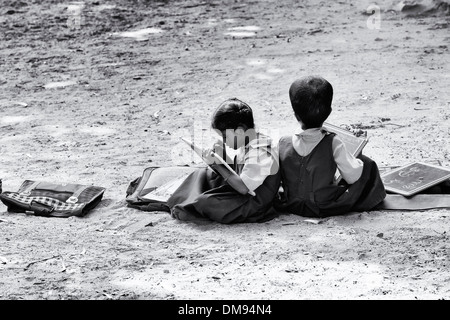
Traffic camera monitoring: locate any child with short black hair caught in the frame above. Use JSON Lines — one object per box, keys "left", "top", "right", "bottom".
{"left": 275, "top": 76, "right": 386, "bottom": 217}
{"left": 167, "top": 98, "right": 280, "bottom": 224}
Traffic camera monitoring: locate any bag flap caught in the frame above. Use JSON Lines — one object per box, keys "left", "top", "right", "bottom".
{"left": 126, "top": 166, "right": 198, "bottom": 204}
{"left": 126, "top": 167, "right": 159, "bottom": 202}
{"left": 19, "top": 180, "right": 84, "bottom": 194}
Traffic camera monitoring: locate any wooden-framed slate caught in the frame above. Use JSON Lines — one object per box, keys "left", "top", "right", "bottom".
{"left": 322, "top": 122, "right": 368, "bottom": 157}
{"left": 381, "top": 162, "right": 450, "bottom": 196}
{"left": 322, "top": 122, "right": 369, "bottom": 183}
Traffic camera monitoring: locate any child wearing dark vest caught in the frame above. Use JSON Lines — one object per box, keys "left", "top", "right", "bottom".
{"left": 275, "top": 76, "right": 386, "bottom": 218}
{"left": 167, "top": 98, "right": 281, "bottom": 224}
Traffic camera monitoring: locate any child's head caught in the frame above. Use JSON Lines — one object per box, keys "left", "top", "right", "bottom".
{"left": 289, "top": 76, "right": 333, "bottom": 129}
{"left": 211, "top": 98, "right": 255, "bottom": 149}
{"left": 211, "top": 98, "right": 255, "bottom": 131}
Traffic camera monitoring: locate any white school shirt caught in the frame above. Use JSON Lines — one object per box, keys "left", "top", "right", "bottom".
{"left": 292, "top": 128, "right": 364, "bottom": 184}
{"left": 235, "top": 133, "right": 279, "bottom": 193}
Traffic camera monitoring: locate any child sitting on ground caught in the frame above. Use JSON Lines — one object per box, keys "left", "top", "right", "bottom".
{"left": 275, "top": 76, "right": 386, "bottom": 217}
{"left": 167, "top": 98, "right": 280, "bottom": 224}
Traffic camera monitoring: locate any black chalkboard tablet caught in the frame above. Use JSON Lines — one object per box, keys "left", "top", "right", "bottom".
{"left": 323, "top": 122, "right": 368, "bottom": 157}
{"left": 381, "top": 162, "right": 450, "bottom": 196}
{"left": 322, "top": 122, "right": 368, "bottom": 183}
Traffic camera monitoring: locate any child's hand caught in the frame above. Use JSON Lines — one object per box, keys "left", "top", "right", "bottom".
{"left": 201, "top": 148, "right": 216, "bottom": 165}
{"left": 201, "top": 139, "right": 224, "bottom": 165}
{"left": 212, "top": 139, "right": 226, "bottom": 159}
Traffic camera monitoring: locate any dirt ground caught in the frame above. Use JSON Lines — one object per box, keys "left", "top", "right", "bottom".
{"left": 0, "top": 0, "right": 449, "bottom": 300}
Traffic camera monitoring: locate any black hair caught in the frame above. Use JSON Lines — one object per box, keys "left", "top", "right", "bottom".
{"left": 289, "top": 76, "right": 333, "bottom": 129}
{"left": 211, "top": 98, "right": 255, "bottom": 131}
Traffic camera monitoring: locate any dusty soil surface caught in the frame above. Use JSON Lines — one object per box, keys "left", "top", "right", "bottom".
{"left": 0, "top": 0, "right": 449, "bottom": 300}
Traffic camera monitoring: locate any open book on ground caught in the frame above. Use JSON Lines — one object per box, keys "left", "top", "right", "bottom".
{"left": 141, "top": 169, "right": 195, "bottom": 201}
{"left": 126, "top": 165, "right": 203, "bottom": 211}
{"left": 126, "top": 166, "right": 199, "bottom": 206}
{"left": 322, "top": 122, "right": 369, "bottom": 183}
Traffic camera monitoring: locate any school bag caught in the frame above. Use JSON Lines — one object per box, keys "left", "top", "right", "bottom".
{"left": 0, "top": 180, "right": 106, "bottom": 217}
{"left": 126, "top": 166, "right": 199, "bottom": 212}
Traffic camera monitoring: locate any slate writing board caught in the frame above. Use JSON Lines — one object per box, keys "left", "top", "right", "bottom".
{"left": 322, "top": 122, "right": 368, "bottom": 157}
{"left": 381, "top": 162, "right": 450, "bottom": 196}
{"left": 322, "top": 122, "right": 368, "bottom": 183}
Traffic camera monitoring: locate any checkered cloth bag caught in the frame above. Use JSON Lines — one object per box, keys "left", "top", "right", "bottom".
{"left": 0, "top": 180, "right": 105, "bottom": 217}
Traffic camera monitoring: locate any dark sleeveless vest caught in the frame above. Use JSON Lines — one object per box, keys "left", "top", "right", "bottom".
{"left": 276, "top": 131, "right": 387, "bottom": 217}
{"left": 276, "top": 132, "right": 347, "bottom": 216}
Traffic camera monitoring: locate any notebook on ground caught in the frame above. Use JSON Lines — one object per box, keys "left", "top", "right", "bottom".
{"left": 126, "top": 166, "right": 199, "bottom": 211}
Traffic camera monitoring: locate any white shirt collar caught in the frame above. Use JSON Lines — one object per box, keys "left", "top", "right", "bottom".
{"left": 295, "top": 127, "right": 323, "bottom": 139}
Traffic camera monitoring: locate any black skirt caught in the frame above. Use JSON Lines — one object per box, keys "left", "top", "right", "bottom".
{"left": 167, "top": 167, "right": 281, "bottom": 224}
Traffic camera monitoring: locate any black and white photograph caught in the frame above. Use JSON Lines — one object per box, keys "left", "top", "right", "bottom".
{"left": 0, "top": 0, "right": 449, "bottom": 302}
